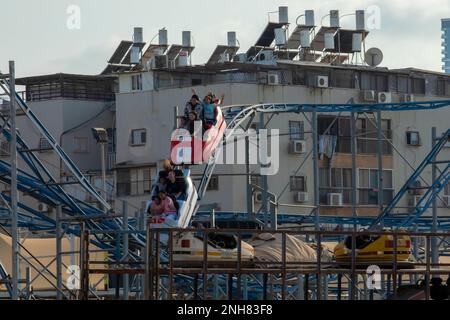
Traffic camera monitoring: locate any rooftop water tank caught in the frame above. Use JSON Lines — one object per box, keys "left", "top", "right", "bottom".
{"left": 352, "top": 33, "right": 363, "bottom": 52}
{"left": 274, "top": 28, "right": 286, "bottom": 46}
{"left": 356, "top": 10, "right": 365, "bottom": 30}
{"left": 134, "top": 27, "right": 143, "bottom": 43}
{"left": 279, "top": 6, "right": 289, "bottom": 24}
{"left": 330, "top": 10, "right": 340, "bottom": 28}
{"left": 130, "top": 46, "right": 140, "bottom": 64}
{"left": 300, "top": 30, "right": 311, "bottom": 48}
{"left": 182, "top": 31, "right": 192, "bottom": 47}
{"left": 159, "top": 29, "right": 168, "bottom": 46}
{"left": 305, "top": 10, "right": 315, "bottom": 27}
{"left": 324, "top": 32, "right": 335, "bottom": 50}
{"left": 178, "top": 50, "right": 189, "bottom": 67}
{"left": 228, "top": 31, "right": 237, "bottom": 47}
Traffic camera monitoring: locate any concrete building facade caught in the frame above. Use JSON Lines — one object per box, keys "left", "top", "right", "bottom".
{"left": 113, "top": 62, "right": 450, "bottom": 219}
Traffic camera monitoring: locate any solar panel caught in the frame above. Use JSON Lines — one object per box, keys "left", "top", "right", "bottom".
{"left": 142, "top": 44, "right": 169, "bottom": 59}
{"left": 287, "top": 25, "right": 313, "bottom": 49}
{"left": 311, "top": 27, "right": 369, "bottom": 53}
{"left": 274, "top": 50, "right": 299, "bottom": 60}
{"left": 246, "top": 46, "right": 269, "bottom": 60}
{"left": 255, "top": 22, "right": 285, "bottom": 47}
{"left": 122, "top": 42, "right": 146, "bottom": 64}
{"left": 182, "top": 46, "right": 196, "bottom": 56}
{"left": 207, "top": 45, "right": 239, "bottom": 65}
{"left": 320, "top": 54, "right": 349, "bottom": 64}
{"left": 108, "top": 41, "right": 133, "bottom": 64}
{"left": 166, "top": 45, "right": 183, "bottom": 61}
{"left": 335, "top": 30, "right": 369, "bottom": 53}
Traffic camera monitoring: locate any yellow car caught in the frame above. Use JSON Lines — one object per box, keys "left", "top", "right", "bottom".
{"left": 334, "top": 234, "right": 412, "bottom": 266}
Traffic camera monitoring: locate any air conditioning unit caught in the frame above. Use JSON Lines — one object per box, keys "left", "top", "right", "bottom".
{"left": 37, "top": 203, "right": 49, "bottom": 213}
{"left": 362, "top": 90, "right": 376, "bottom": 102}
{"left": 289, "top": 140, "right": 306, "bottom": 154}
{"left": 442, "top": 195, "right": 450, "bottom": 207}
{"left": 401, "top": 94, "right": 415, "bottom": 103}
{"left": 234, "top": 53, "right": 247, "bottom": 63}
{"left": 327, "top": 193, "right": 343, "bottom": 206}
{"left": 295, "top": 192, "right": 309, "bottom": 203}
{"left": 152, "top": 55, "right": 168, "bottom": 69}
{"left": 256, "top": 50, "right": 273, "bottom": 62}
{"left": 254, "top": 191, "right": 263, "bottom": 203}
{"left": 315, "top": 75, "right": 329, "bottom": 88}
{"left": 378, "top": 91, "right": 392, "bottom": 103}
{"left": 267, "top": 72, "right": 280, "bottom": 85}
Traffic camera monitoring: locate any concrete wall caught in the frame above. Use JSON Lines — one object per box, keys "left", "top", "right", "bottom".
{"left": 3, "top": 99, "right": 114, "bottom": 211}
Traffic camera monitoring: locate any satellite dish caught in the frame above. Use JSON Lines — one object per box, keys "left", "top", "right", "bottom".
{"left": 365, "top": 47, "right": 383, "bottom": 67}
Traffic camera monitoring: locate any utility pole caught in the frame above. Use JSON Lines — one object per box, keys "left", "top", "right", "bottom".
{"left": 9, "top": 61, "right": 19, "bottom": 300}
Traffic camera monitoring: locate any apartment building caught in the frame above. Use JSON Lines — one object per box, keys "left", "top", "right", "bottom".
{"left": 0, "top": 73, "right": 117, "bottom": 212}
{"left": 114, "top": 61, "right": 450, "bottom": 218}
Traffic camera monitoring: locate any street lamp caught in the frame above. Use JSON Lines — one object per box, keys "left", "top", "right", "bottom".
{"left": 92, "top": 128, "right": 108, "bottom": 208}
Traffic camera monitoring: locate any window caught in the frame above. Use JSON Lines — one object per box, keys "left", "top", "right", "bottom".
{"left": 319, "top": 168, "right": 353, "bottom": 204}
{"left": 207, "top": 175, "right": 219, "bottom": 191}
{"left": 106, "top": 128, "right": 116, "bottom": 154}
{"left": 358, "top": 169, "right": 394, "bottom": 205}
{"left": 445, "top": 183, "right": 450, "bottom": 196}
{"left": 131, "top": 129, "right": 147, "bottom": 146}
{"left": 397, "top": 76, "right": 409, "bottom": 93}
{"left": 437, "top": 79, "right": 450, "bottom": 96}
{"left": 290, "top": 176, "right": 307, "bottom": 192}
{"left": 411, "top": 78, "right": 425, "bottom": 94}
{"left": 406, "top": 131, "right": 421, "bottom": 146}
{"left": 191, "top": 79, "right": 202, "bottom": 86}
{"left": 74, "top": 137, "right": 88, "bottom": 153}
{"left": 361, "top": 73, "right": 388, "bottom": 91}
{"left": 317, "top": 116, "right": 351, "bottom": 153}
{"left": 117, "top": 167, "right": 153, "bottom": 196}
{"left": 39, "top": 138, "right": 53, "bottom": 153}
{"left": 356, "top": 118, "right": 393, "bottom": 155}
{"left": 131, "top": 74, "right": 142, "bottom": 91}
{"left": 289, "top": 121, "right": 304, "bottom": 140}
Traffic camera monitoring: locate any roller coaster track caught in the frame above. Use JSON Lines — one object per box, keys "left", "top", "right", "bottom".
{"left": 197, "top": 100, "right": 450, "bottom": 229}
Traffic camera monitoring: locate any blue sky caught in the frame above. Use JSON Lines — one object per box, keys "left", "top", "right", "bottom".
{"left": 0, "top": 0, "right": 449, "bottom": 77}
